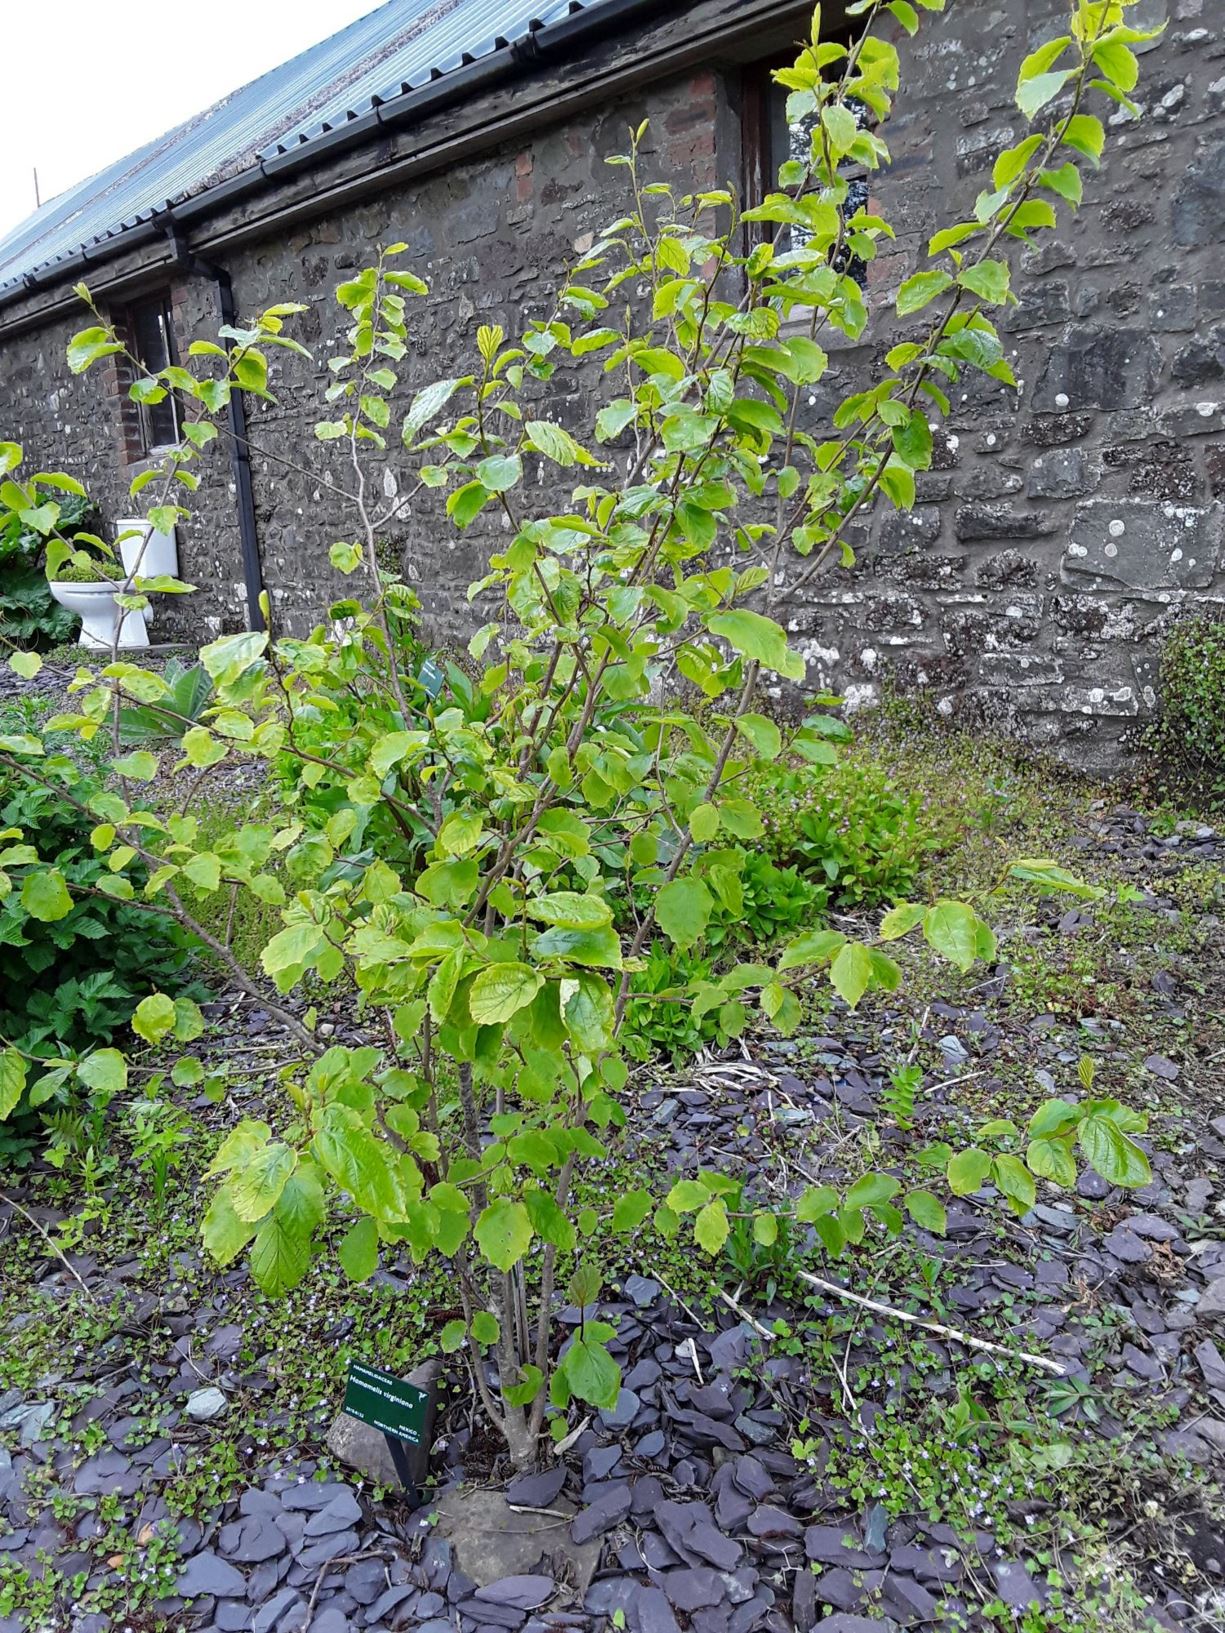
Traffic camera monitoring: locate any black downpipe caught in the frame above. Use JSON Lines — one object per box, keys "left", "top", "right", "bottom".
{"left": 165, "top": 227, "right": 265, "bottom": 632}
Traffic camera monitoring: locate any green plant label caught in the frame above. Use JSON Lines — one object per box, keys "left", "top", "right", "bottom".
{"left": 341, "top": 1361, "right": 430, "bottom": 1446}
{"left": 417, "top": 658, "right": 444, "bottom": 699}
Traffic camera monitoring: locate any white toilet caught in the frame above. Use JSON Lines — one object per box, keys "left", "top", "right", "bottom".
{"left": 116, "top": 517, "right": 178, "bottom": 581}
{"left": 47, "top": 578, "right": 149, "bottom": 650}
{"left": 49, "top": 518, "right": 176, "bottom": 650}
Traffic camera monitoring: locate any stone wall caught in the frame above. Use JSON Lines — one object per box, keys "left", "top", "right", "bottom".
{"left": 782, "top": 0, "right": 1225, "bottom": 769}
{"left": 0, "top": 0, "right": 1221, "bottom": 769}
{"left": 224, "top": 66, "right": 724, "bottom": 644}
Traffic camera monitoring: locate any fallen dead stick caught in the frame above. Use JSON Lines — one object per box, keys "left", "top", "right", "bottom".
{"left": 0, "top": 1191, "right": 99, "bottom": 1306}
{"left": 795, "top": 1269, "right": 1066, "bottom": 1376}
{"left": 714, "top": 1284, "right": 776, "bottom": 1343}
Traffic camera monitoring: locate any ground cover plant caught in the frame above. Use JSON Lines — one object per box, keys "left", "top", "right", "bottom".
{"left": 0, "top": 741, "right": 1220, "bottom": 1630}
{"left": 0, "top": 0, "right": 1169, "bottom": 1484}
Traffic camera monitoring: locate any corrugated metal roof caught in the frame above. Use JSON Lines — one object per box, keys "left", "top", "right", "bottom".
{"left": 0, "top": 0, "right": 598, "bottom": 294}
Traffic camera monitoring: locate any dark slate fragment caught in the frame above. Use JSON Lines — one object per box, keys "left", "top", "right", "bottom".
{"left": 793, "top": 1568, "right": 818, "bottom": 1633}
{"left": 571, "top": 1485, "right": 631, "bottom": 1545}
{"left": 731, "top": 1456, "right": 774, "bottom": 1500}
{"left": 812, "top": 1567, "right": 864, "bottom": 1612}
{"left": 747, "top": 1504, "right": 801, "bottom": 1540}
{"left": 178, "top": 1550, "right": 247, "bottom": 1599}
{"left": 455, "top": 1598, "right": 527, "bottom": 1629}
{"left": 505, "top": 1468, "right": 566, "bottom": 1508}
{"left": 881, "top": 1573, "right": 938, "bottom": 1622}
{"left": 662, "top": 1568, "right": 727, "bottom": 1612}
{"left": 805, "top": 1526, "right": 878, "bottom": 1568}
{"left": 474, "top": 1577, "right": 555, "bottom": 1611}
{"left": 632, "top": 1585, "right": 682, "bottom": 1633}
{"left": 994, "top": 1560, "right": 1043, "bottom": 1609}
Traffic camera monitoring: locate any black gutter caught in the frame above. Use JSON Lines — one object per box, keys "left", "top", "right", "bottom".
{"left": 165, "top": 226, "right": 266, "bottom": 634}
{"left": 0, "top": 0, "right": 667, "bottom": 314}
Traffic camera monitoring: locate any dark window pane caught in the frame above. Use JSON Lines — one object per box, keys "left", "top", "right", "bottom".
{"left": 128, "top": 297, "right": 179, "bottom": 450}
{"left": 764, "top": 82, "right": 870, "bottom": 288}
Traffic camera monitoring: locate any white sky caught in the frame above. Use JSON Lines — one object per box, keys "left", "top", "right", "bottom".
{"left": 0, "top": 0, "right": 382, "bottom": 242}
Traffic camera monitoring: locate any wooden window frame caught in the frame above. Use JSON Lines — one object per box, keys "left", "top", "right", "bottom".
{"left": 122, "top": 292, "right": 180, "bottom": 456}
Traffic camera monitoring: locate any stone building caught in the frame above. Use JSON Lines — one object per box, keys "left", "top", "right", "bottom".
{"left": 0, "top": 0, "right": 1220, "bottom": 769}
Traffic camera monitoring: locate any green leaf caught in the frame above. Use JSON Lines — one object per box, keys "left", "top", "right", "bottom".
{"left": 879, "top": 902, "right": 926, "bottom": 941}
{"left": 708, "top": 610, "right": 805, "bottom": 683}
{"left": 329, "top": 541, "right": 363, "bottom": 573}
{"left": 1016, "top": 69, "right": 1073, "bottom": 119}
{"left": 732, "top": 715, "right": 782, "bottom": 761}
{"left": 993, "top": 134, "right": 1044, "bottom": 189}
{"left": 8, "top": 651, "right": 41, "bottom": 680}
{"left": 447, "top": 481, "right": 491, "bottom": 528}
{"left": 656, "top": 877, "right": 713, "bottom": 949}
{"left": 471, "top": 1310, "right": 500, "bottom": 1347}
{"left": 525, "top": 892, "right": 613, "bottom": 930}
{"left": 469, "top": 963, "right": 544, "bottom": 1024}
{"left": 249, "top": 1198, "right": 312, "bottom": 1294}
{"left": 947, "top": 1148, "right": 992, "bottom": 1196}
{"left": 992, "top": 1153, "right": 1037, "bottom": 1212}
{"left": 1078, "top": 1115, "right": 1151, "bottom": 1189}
{"left": 200, "top": 630, "right": 268, "bottom": 683}
{"left": 1038, "top": 162, "right": 1082, "bottom": 205}
{"left": 778, "top": 929, "right": 846, "bottom": 971}
{"left": 503, "top": 1364, "right": 544, "bottom": 1408}
{"left": 896, "top": 269, "right": 953, "bottom": 316}
{"left": 338, "top": 1216, "right": 379, "bottom": 1283}
{"left": 0, "top": 1050, "right": 27, "bottom": 1119}
{"left": 846, "top": 1172, "right": 901, "bottom": 1208}
{"left": 752, "top": 1212, "right": 779, "bottom": 1246}
{"left": 694, "top": 1199, "right": 730, "bottom": 1255}
{"left": 261, "top": 922, "right": 326, "bottom": 983}
{"left": 476, "top": 453, "right": 522, "bottom": 492}
{"left": 440, "top": 1319, "right": 467, "bottom": 1353}
{"left": 1060, "top": 114, "right": 1104, "bottom": 165}
{"left": 923, "top": 900, "right": 985, "bottom": 973}
{"left": 796, "top": 1185, "right": 838, "bottom": 1222}
{"left": 312, "top": 1103, "right": 403, "bottom": 1220}
{"left": 531, "top": 924, "right": 623, "bottom": 969}
{"left": 21, "top": 869, "right": 72, "bottom": 922}
{"left": 1092, "top": 39, "right": 1138, "bottom": 92}
{"left": 893, "top": 409, "right": 933, "bottom": 471}
{"left": 561, "top": 1334, "right": 620, "bottom": 1409}
{"left": 73, "top": 1052, "right": 127, "bottom": 1104}
{"left": 132, "top": 992, "right": 177, "bottom": 1045}
{"left": 525, "top": 419, "right": 592, "bottom": 467}
{"left": 905, "top": 1190, "right": 947, "bottom": 1233}
{"left": 689, "top": 803, "right": 719, "bottom": 842}
{"left": 1026, "top": 1136, "right": 1076, "bottom": 1187}
{"left": 202, "top": 1187, "right": 256, "bottom": 1266}
{"left": 667, "top": 1178, "right": 711, "bottom": 1213}
{"left": 229, "top": 1142, "right": 297, "bottom": 1222}
{"left": 958, "top": 260, "right": 1011, "bottom": 304}
{"left": 474, "top": 1198, "right": 533, "bottom": 1271}
{"left": 611, "top": 1190, "right": 654, "bottom": 1232}
{"left": 830, "top": 942, "right": 873, "bottom": 1008}
{"left": 402, "top": 376, "right": 466, "bottom": 440}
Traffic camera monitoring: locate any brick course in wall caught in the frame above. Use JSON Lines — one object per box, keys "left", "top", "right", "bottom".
{"left": 0, "top": 0, "right": 1220, "bottom": 771}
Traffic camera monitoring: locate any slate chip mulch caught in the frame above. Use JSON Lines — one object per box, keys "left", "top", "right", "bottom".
{"left": 1, "top": 808, "right": 1223, "bottom": 1631}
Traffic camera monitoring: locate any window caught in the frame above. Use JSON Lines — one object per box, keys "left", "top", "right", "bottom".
{"left": 125, "top": 294, "right": 180, "bottom": 453}
{"left": 744, "top": 62, "right": 871, "bottom": 288}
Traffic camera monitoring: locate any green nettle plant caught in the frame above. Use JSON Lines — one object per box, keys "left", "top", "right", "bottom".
{"left": 0, "top": 0, "right": 1159, "bottom": 1470}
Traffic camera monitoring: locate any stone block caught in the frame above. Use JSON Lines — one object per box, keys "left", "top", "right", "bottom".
{"left": 978, "top": 653, "right": 1065, "bottom": 688}
{"left": 1028, "top": 447, "right": 1097, "bottom": 500}
{"left": 1034, "top": 325, "right": 1161, "bottom": 412}
{"left": 1024, "top": 413, "right": 1094, "bottom": 448}
{"left": 954, "top": 503, "right": 1057, "bottom": 542}
{"left": 1173, "top": 135, "right": 1225, "bottom": 247}
{"left": 1062, "top": 500, "right": 1222, "bottom": 590}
